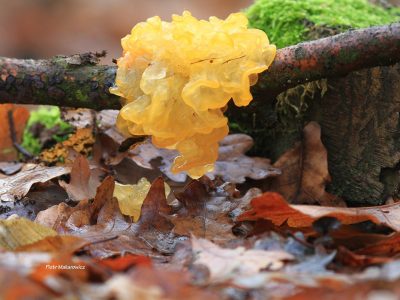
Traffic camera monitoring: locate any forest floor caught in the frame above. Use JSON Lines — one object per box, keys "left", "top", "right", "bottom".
{"left": 0, "top": 106, "right": 400, "bottom": 299}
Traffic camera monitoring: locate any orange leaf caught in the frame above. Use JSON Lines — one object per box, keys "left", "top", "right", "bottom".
{"left": 16, "top": 235, "right": 87, "bottom": 254}
{"left": 31, "top": 257, "right": 88, "bottom": 283}
{"left": 356, "top": 232, "right": 400, "bottom": 257}
{"left": 336, "top": 246, "right": 391, "bottom": 267}
{"left": 238, "top": 192, "right": 400, "bottom": 231}
{"left": 97, "top": 254, "right": 152, "bottom": 272}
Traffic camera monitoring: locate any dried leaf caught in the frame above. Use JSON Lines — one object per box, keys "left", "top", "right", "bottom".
{"left": 0, "top": 268, "right": 53, "bottom": 300}
{"left": 209, "top": 134, "right": 281, "bottom": 183}
{"left": 268, "top": 122, "right": 345, "bottom": 206}
{"left": 100, "top": 275, "right": 163, "bottom": 300}
{"left": 131, "top": 266, "right": 219, "bottom": 300}
{"left": 0, "top": 164, "right": 70, "bottom": 201}
{"left": 0, "top": 162, "right": 23, "bottom": 175}
{"left": 113, "top": 177, "right": 170, "bottom": 221}
{"left": 0, "top": 104, "right": 29, "bottom": 161}
{"left": 136, "top": 177, "right": 173, "bottom": 231}
{"left": 36, "top": 177, "right": 179, "bottom": 258}
{"left": 238, "top": 192, "right": 400, "bottom": 231}
{"left": 356, "top": 233, "right": 400, "bottom": 257}
{"left": 101, "top": 266, "right": 217, "bottom": 300}
{"left": 16, "top": 235, "right": 87, "bottom": 253}
{"left": 130, "top": 134, "right": 280, "bottom": 183}
{"left": 171, "top": 180, "right": 236, "bottom": 242}
{"left": 59, "top": 155, "right": 102, "bottom": 201}
{"left": 192, "top": 237, "right": 293, "bottom": 282}
{"left": 336, "top": 246, "right": 391, "bottom": 267}
{"left": 31, "top": 256, "right": 89, "bottom": 283}
{"left": 284, "top": 278, "right": 400, "bottom": 300}
{"left": 0, "top": 217, "right": 57, "bottom": 250}
{"left": 35, "top": 176, "right": 115, "bottom": 229}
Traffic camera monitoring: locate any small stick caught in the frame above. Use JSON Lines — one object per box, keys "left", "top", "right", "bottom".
{"left": 7, "top": 110, "right": 33, "bottom": 159}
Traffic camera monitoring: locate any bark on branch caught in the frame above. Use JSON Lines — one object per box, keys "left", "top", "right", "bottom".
{"left": 0, "top": 23, "right": 399, "bottom": 110}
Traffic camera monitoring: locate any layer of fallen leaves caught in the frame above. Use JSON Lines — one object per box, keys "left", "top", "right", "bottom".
{"left": 1, "top": 110, "right": 400, "bottom": 299}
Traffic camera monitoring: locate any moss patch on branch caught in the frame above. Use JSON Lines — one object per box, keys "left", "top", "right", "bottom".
{"left": 246, "top": 0, "right": 400, "bottom": 48}
{"left": 233, "top": 0, "right": 400, "bottom": 158}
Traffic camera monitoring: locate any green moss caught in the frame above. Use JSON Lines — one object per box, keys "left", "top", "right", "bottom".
{"left": 246, "top": 0, "right": 400, "bottom": 48}
{"left": 230, "top": 0, "right": 400, "bottom": 160}
{"left": 75, "top": 90, "right": 88, "bottom": 102}
{"left": 21, "top": 107, "right": 72, "bottom": 155}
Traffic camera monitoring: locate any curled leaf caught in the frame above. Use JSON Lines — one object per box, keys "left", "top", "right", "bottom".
{"left": 113, "top": 178, "right": 170, "bottom": 221}
{"left": 238, "top": 192, "right": 400, "bottom": 232}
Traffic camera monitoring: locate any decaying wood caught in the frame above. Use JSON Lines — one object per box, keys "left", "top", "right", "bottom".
{"left": 0, "top": 23, "right": 399, "bottom": 110}
{"left": 0, "top": 52, "right": 120, "bottom": 110}
{"left": 309, "top": 63, "right": 400, "bottom": 205}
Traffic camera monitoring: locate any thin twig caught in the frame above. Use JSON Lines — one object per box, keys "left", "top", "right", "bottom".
{"left": 7, "top": 110, "right": 33, "bottom": 159}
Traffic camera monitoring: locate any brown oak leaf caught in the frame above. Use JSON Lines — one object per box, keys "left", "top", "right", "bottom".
{"left": 267, "top": 121, "right": 345, "bottom": 206}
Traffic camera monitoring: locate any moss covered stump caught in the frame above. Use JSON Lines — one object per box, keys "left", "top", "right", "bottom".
{"left": 227, "top": 0, "right": 400, "bottom": 205}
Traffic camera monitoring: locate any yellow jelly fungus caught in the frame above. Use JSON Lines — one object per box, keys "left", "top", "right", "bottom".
{"left": 113, "top": 178, "right": 170, "bottom": 222}
{"left": 110, "top": 11, "right": 276, "bottom": 178}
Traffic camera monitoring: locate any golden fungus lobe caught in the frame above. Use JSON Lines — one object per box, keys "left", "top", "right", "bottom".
{"left": 111, "top": 11, "right": 276, "bottom": 178}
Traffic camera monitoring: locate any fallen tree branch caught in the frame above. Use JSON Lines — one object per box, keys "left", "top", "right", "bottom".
{"left": 0, "top": 23, "right": 399, "bottom": 110}
{"left": 256, "top": 22, "right": 400, "bottom": 94}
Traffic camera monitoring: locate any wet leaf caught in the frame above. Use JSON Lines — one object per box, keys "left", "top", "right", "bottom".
{"left": 192, "top": 237, "right": 294, "bottom": 282}
{"left": 35, "top": 176, "right": 115, "bottom": 229}
{"left": 36, "top": 176, "right": 180, "bottom": 258}
{"left": 171, "top": 180, "right": 237, "bottom": 242}
{"left": 0, "top": 164, "right": 70, "bottom": 201}
{"left": 209, "top": 134, "right": 281, "bottom": 183}
{"left": 129, "top": 134, "right": 280, "bottom": 183}
{"left": 238, "top": 192, "right": 400, "bottom": 232}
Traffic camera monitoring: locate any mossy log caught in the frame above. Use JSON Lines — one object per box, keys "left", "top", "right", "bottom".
{"left": 0, "top": 24, "right": 400, "bottom": 205}
{"left": 0, "top": 24, "right": 398, "bottom": 109}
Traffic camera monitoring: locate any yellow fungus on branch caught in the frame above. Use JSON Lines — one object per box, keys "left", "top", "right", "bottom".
{"left": 110, "top": 11, "right": 276, "bottom": 178}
